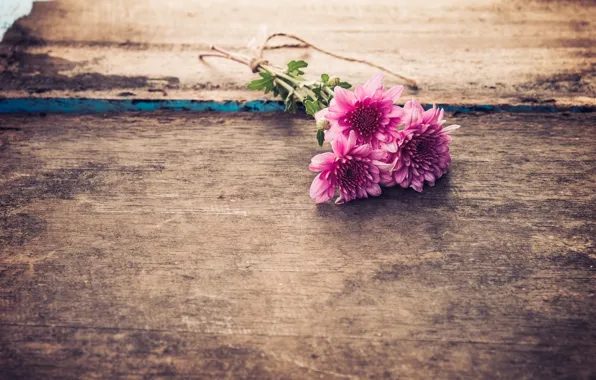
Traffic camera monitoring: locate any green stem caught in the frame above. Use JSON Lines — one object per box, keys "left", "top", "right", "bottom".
{"left": 274, "top": 77, "right": 304, "bottom": 102}
{"left": 299, "top": 85, "right": 318, "bottom": 101}
{"left": 259, "top": 66, "right": 304, "bottom": 103}
{"left": 263, "top": 65, "right": 317, "bottom": 100}
{"left": 262, "top": 66, "right": 297, "bottom": 84}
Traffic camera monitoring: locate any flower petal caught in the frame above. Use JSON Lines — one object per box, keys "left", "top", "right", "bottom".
{"left": 404, "top": 99, "right": 425, "bottom": 127}
{"left": 437, "top": 108, "right": 445, "bottom": 123}
{"left": 331, "top": 133, "right": 349, "bottom": 156}
{"left": 383, "top": 86, "right": 404, "bottom": 103}
{"left": 393, "top": 166, "right": 409, "bottom": 184}
{"left": 357, "top": 187, "right": 368, "bottom": 199}
{"left": 362, "top": 73, "right": 383, "bottom": 97}
{"left": 381, "top": 176, "right": 397, "bottom": 187}
{"left": 423, "top": 171, "right": 436, "bottom": 182}
{"left": 350, "top": 143, "right": 372, "bottom": 157}
{"left": 371, "top": 148, "right": 389, "bottom": 161}
{"left": 347, "top": 130, "right": 358, "bottom": 151}
{"left": 411, "top": 180, "right": 424, "bottom": 192}
{"left": 366, "top": 183, "right": 382, "bottom": 197}
{"left": 443, "top": 124, "right": 460, "bottom": 134}
{"left": 381, "top": 140, "right": 398, "bottom": 153}
{"left": 387, "top": 106, "right": 405, "bottom": 119}
{"left": 354, "top": 85, "right": 365, "bottom": 100}
{"left": 324, "top": 126, "right": 338, "bottom": 143}
{"left": 309, "top": 152, "right": 336, "bottom": 172}
{"left": 422, "top": 104, "right": 437, "bottom": 124}
{"left": 334, "top": 87, "right": 356, "bottom": 107}
{"left": 310, "top": 173, "right": 333, "bottom": 203}
{"left": 315, "top": 108, "right": 329, "bottom": 122}
{"left": 375, "top": 158, "right": 395, "bottom": 172}
{"left": 326, "top": 185, "right": 335, "bottom": 199}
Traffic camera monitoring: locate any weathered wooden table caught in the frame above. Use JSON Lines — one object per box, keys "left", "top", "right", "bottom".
{"left": 1, "top": 112, "right": 595, "bottom": 379}
{"left": 1, "top": 0, "right": 595, "bottom": 379}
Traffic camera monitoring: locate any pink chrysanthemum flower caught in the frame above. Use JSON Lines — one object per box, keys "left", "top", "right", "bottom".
{"left": 324, "top": 74, "right": 404, "bottom": 152}
{"left": 379, "top": 100, "right": 460, "bottom": 192}
{"left": 310, "top": 130, "right": 385, "bottom": 204}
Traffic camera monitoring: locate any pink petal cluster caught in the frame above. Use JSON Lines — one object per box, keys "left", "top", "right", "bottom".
{"left": 324, "top": 73, "right": 404, "bottom": 152}
{"left": 379, "top": 100, "right": 460, "bottom": 192}
{"left": 310, "top": 130, "right": 385, "bottom": 204}
{"left": 309, "top": 74, "right": 459, "bottom": 204}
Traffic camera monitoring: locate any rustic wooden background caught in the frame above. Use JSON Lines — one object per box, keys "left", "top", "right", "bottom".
{"left": 1, "top": 0, "right": 594, "bottom": 107}
{"left": 1, "top": 111, "right": 595, "bottom": 379}
{"left": 1, "top": 0, "right": 595, "bottom": 379}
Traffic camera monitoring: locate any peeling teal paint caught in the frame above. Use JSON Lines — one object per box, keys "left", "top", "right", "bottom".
{"left": 0, "top": 98, "right": 592, "bottom": 114}
{"left": 0, "top": 98, "right": 287, "bottom": 113}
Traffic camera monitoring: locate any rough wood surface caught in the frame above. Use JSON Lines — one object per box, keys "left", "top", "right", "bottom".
{"left": 0, "top": 112, "right": 594, "bottom": 379}
{"left": 1, "top": 0, "right": 595, "bottom": 106}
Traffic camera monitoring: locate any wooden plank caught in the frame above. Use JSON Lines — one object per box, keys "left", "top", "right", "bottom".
{"left": 1, "top": 0, "right": 595, "bottom": 106}
{"left": 0, "top": 112, "right": 594, "bottom": 378}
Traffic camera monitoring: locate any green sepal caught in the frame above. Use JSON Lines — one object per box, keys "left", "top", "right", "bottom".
{"left": 316, "top": 129, "right": 325, "bottom": 147}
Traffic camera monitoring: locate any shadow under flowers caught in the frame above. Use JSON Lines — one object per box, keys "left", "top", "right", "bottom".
{"left": 311, "top": 172, "right": 460, "bottom": 262}
{"left": 315, "top": 172, "right": 456, "bottom": 220}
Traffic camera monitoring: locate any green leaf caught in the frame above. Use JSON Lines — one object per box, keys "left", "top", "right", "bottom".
{"left": 304, "top": 99, "right": 322, "bottom": 116}
{"left": 321, "top": 73, "right": 329, "bottom": 83}
{"left": 316, "top": 129, "right": 325, "bottom": 147}
{"left": 312, "top": 86, "right": 322, "bottom": 98}
{"left": 247, "top": 72, "right": 275, "bottom": 93}
{"left": 274, "top": 83, "right": 288, "bottom": 99}
{"left": 338, "top": 81, "right": 352, "bottom": 89}
{"left": 286, "top": 60, "right": 308, "bottom": 76}
{"left": 247, "top": 79, "right": 267, "bottom": 91}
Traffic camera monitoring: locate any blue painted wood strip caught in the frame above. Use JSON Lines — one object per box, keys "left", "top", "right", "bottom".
{"left": 0, "top": 98, "right": 593, "bottom": 114}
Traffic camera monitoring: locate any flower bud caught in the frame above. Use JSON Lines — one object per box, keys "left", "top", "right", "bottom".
{"left": 326, "top": 76, "right": 341, "bottom": 88}
{"left": 316, "top": 118, "right": 330, "bottom": 131}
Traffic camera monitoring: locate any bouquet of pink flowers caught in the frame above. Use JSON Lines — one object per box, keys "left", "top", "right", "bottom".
{"left": 307, "top": 74, "right": 459, "bottom": 204}
{"left": 200, "top": 36, "right": 459, "bottom": 204}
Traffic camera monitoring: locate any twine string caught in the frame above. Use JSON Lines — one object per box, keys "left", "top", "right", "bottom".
{"left": 249, "top": 57, "right": 269, "bottom": 73}
{"left": 198, "top": 33, "right": 418, "bottom": 88}
{"left": 258, "top": 33, "right": 417, "bottom": 88}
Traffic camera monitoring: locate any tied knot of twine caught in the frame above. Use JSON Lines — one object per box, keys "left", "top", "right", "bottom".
{"left": 249, "top": 58, "right": 269, "bottom": 73}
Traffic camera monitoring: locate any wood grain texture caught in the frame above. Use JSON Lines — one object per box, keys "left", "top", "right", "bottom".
{"left": 0, "top": 111, "right": 595, "bottom": 379}
{"left": 1, "top": 0, "right": 594, "bottom": 106}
